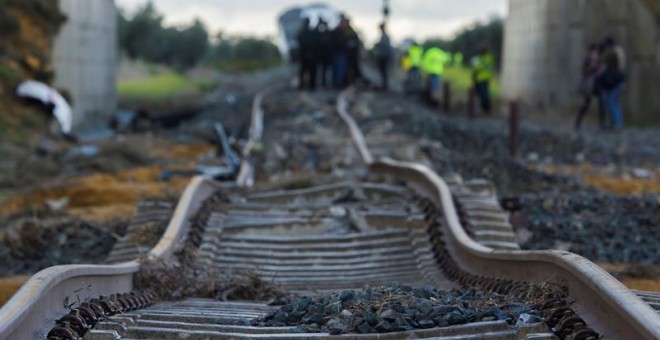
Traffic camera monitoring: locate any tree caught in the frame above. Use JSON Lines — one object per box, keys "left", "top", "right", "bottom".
{"left": 120, "top": 1, "right": 164, "bottom": 60}
{"left": 233, "top": 38, "right": 280, "bottom": 62}
{"left": 117, "top": 2, "right": 209, "bottom": 70}
{"left": 206, "top": 35, "right": 282, "bottom": 72}
{"left": 117, "top": 1, "right": 278, "bottom": 72}
{"left": 424, "top": 16, "right": 504, "bottom": 69}
{"left": 173, "top": 19, "right": 209, "bottom": 70}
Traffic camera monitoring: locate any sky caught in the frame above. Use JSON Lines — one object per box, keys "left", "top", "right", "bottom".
{"left": 116, "top": 0, "right": 508, "bottom": 45}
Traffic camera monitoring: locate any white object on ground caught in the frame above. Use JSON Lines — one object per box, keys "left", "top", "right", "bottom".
{"left": 15, "top": 80, "right": 73, "bottom": 134}
{"left": 632, "top": 168, "right": 652, "bottom": 179}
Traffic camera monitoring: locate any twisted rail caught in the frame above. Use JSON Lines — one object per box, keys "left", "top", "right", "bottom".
{"left": 1, "top": 84, "right": 658, "bottom": 339}
{"left": 336, "top": 88, "right": 660, "bottom": 339}
{"left": 0, "top": 176, "right": 222, "bottom": 339}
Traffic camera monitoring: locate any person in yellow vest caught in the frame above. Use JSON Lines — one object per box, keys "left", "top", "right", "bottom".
{"left": 422, "top": 46, "right": 451, "bottom": 105}
{"left": 401, "top": 54, "right": 411, "bottom": 72}
{"left": 405, "top": 43, "right": 423, "bottom": 93}
{"left": 472, "top": 45, "right": 495, "bottom": 114}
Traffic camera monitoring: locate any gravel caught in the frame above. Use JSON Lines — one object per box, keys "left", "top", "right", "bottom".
{"left": 348, "top": 92, "right": 660, "bottom": 266}
{"left": 512, "top": 192, "right": 660, "bottom": 264}
{"left": 255, "top": 283, "right": 547, "bottom": 334}
{"left": 255, "top": 90, "right": 360, "bottom": 181}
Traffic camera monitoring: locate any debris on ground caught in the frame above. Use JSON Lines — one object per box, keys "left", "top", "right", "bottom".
{"left": 0, "top": 68, "right": 287, "bottom": 308}
{"left": 0, "top": 208, "right": 127, "bottom": 276}
{"left": 351, "top": 90, "right": 660, "bottom": 289}
{"left": 0, "top": 0, "right": 67, "bottom": 149}
{"left": 134, "top": 257, "right": 288, "bottom": 304}
{"left": 254, "top": 283, "right": 555, "bottom": 334}
{"left": 256, "top": 90, "right": 360, "bottom": 183}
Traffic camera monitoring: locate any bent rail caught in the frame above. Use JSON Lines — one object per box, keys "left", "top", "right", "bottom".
{"left": 2, "top": 82, "right": 658, "bottom": 340}
{"left": 0, "top": 263, "right": 137, "bottom": 339}
{"left": 336, "top": 88, "right": 660, "bottom": 339}
{"left": 0, "top": 176, "right": 222, "bottom": 339}
{"left": 236, "top": 89, "right": 266, "bottom": 187}
{"left": 336, "top": 88, "right": 373, "bottom": 164}
{"left": 237, "top": 83, "right": 287, "bottom": 187}
{"left": 0, "top": 81, "right": 272, "bottom": 339}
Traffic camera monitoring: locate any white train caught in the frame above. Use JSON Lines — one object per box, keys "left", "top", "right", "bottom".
{"left": 277, "top": 3, "right": 342, "bottom": 62}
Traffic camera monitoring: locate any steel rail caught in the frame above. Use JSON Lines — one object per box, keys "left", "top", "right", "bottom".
{"left": 0, "top": 80, "right": 279, "bottom": 338}
{"left": 2, "top": 83, "right": 659, "bottom": 339}
{"left": 336, "top": 87, "right": 660, "bottom": 339}
{"left": 0, "top": 175, "right": 224, "bottom": 339}
{"left": 236, "top": 88, "right": 266, "bottom": 187}
{"left": 236, "top": 82, "right": 288, "bottom": 187}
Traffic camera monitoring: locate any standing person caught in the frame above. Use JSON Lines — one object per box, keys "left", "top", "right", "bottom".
{"left": 600, "top": 36, "right": 626, "bottom": 130}
{"left": 574, "top": 44, "right": 606, "bottom": 130}
{"left": 332, "top": 15, "right": 350, "bottom": 88}
{"left": 421, "top": 46, "right": 450, "bottom": 105}
{"left": 297, "top": 18, "right": 317, "bottom": 90}
{"left": 471, "top": 45, "right": 495, "bottom": 114}
{"left": 405, "top": 43, "right": 423, "bottom": 93}
{"left": 344, "top": 17, "right": 362, "bottom": 86}
{"left": 316, "top": 19, "right": 333, "bottom": 88}
{"left": 375, "top": 22, "right": 392, "bottom": 91}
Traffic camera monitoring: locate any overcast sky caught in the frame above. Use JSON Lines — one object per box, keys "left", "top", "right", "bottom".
{"left": 116, "top": 0, "right": 508, "bottom": 44}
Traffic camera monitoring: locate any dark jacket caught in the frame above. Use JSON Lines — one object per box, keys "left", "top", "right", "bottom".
{"left": 317, "top": 29, "right": 332, "bottom": 61}
{"left": 297, "top": 26, "right": 317, "bottom": 60}
{"left": 332, "top": 26, "right": 359, "bottom": 55}
{"left": 601, "top": 46, "right": 625, "bottom": 90}
{"left": 376, "top": 32, "right": 392, "bottom": 61}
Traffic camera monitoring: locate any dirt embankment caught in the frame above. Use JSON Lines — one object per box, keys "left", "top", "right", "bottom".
{"left": 0, "top": 0, "right": 67, "bottom": 152}
{"left": 0, "top": 136, "right": 215, "bottom": 306}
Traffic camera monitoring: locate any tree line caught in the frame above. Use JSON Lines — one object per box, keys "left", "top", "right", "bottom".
{"left": 422, "top": 16, "right": 504, "bottom": 68}
{"left": 118, "top": 2, "right": 502, "bottom": 72}
{"left": 117, "top": 1, "right": 281, "bottom": 71}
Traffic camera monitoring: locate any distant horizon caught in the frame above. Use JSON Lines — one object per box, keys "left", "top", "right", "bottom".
{"left": 115, "top": 0, "right": 508, "bottom": 45}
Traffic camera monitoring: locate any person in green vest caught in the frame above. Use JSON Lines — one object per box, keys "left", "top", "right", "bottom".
{"left": 471, "top": 45, "right": 495, "bottom": 114}
{"left": 405, "top": 43, "right": 423, "bottom": 93}
{"left": 453, "top": 52, "right": 464, "bottom": 67}
{"left": 422, "top": 46, "right": 451, "bottom": 105}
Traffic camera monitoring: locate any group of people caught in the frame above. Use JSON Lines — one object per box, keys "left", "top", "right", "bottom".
{"left": 575, "top": 36, "right": 627, "bottom": 131}
{"left": 297, "top": 15, "right": 369, "bottom": 90}
{"left": 402, "top": 43, "right": 450, "bottom": 105}
{"left": 296, "top": 14, "right": 496, "bottom": 115}
{"left": 402, "top": 43, "right": 494, "bottom": 112}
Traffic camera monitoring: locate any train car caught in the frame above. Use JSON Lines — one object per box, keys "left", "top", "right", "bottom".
{"left": 277, "top": 3, "right": 341, "bottom": 62}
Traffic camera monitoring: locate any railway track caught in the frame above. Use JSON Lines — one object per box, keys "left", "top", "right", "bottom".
{"left": 0, "top": 85, "right": 659, "bottom": 339}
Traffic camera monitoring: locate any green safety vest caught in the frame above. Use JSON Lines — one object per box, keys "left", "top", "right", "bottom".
{"left": 408, "top": 45, "right": 423, "bottom": 67}
{"left": 473, "top": 52, "right": 495, "bottom": 83}
{"left": 422, "top": 47, "right": 450, "bottom": 75}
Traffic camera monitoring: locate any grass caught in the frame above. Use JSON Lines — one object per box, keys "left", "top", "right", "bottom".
{"left": 117, "top": 72, "right": 214, "bottom": 101}
{"left": 442, "top": 66, "right": 501, "bottom": 98}
{"left": 214, "top": 59, "right": 283, "bottom": 73}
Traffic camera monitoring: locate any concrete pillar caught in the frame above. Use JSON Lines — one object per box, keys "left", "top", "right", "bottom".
{"left": 53, "top": 0, "right": 117, "bottom": 129}
{"left": 502, "top": 0, "right": 660, "bottom": 125}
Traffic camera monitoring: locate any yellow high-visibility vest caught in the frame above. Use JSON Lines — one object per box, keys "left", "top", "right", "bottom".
{"left": 408, "top": 45, "right": 423, "bottom": 68}
{"left": 422, "top": 47, "right": 450, "bottom": 75}
{"left": 473, "top": 52, "right": 495, "bottom": 83}
{"left": 401, "top": 55, "right": 411, "bottom": 71}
